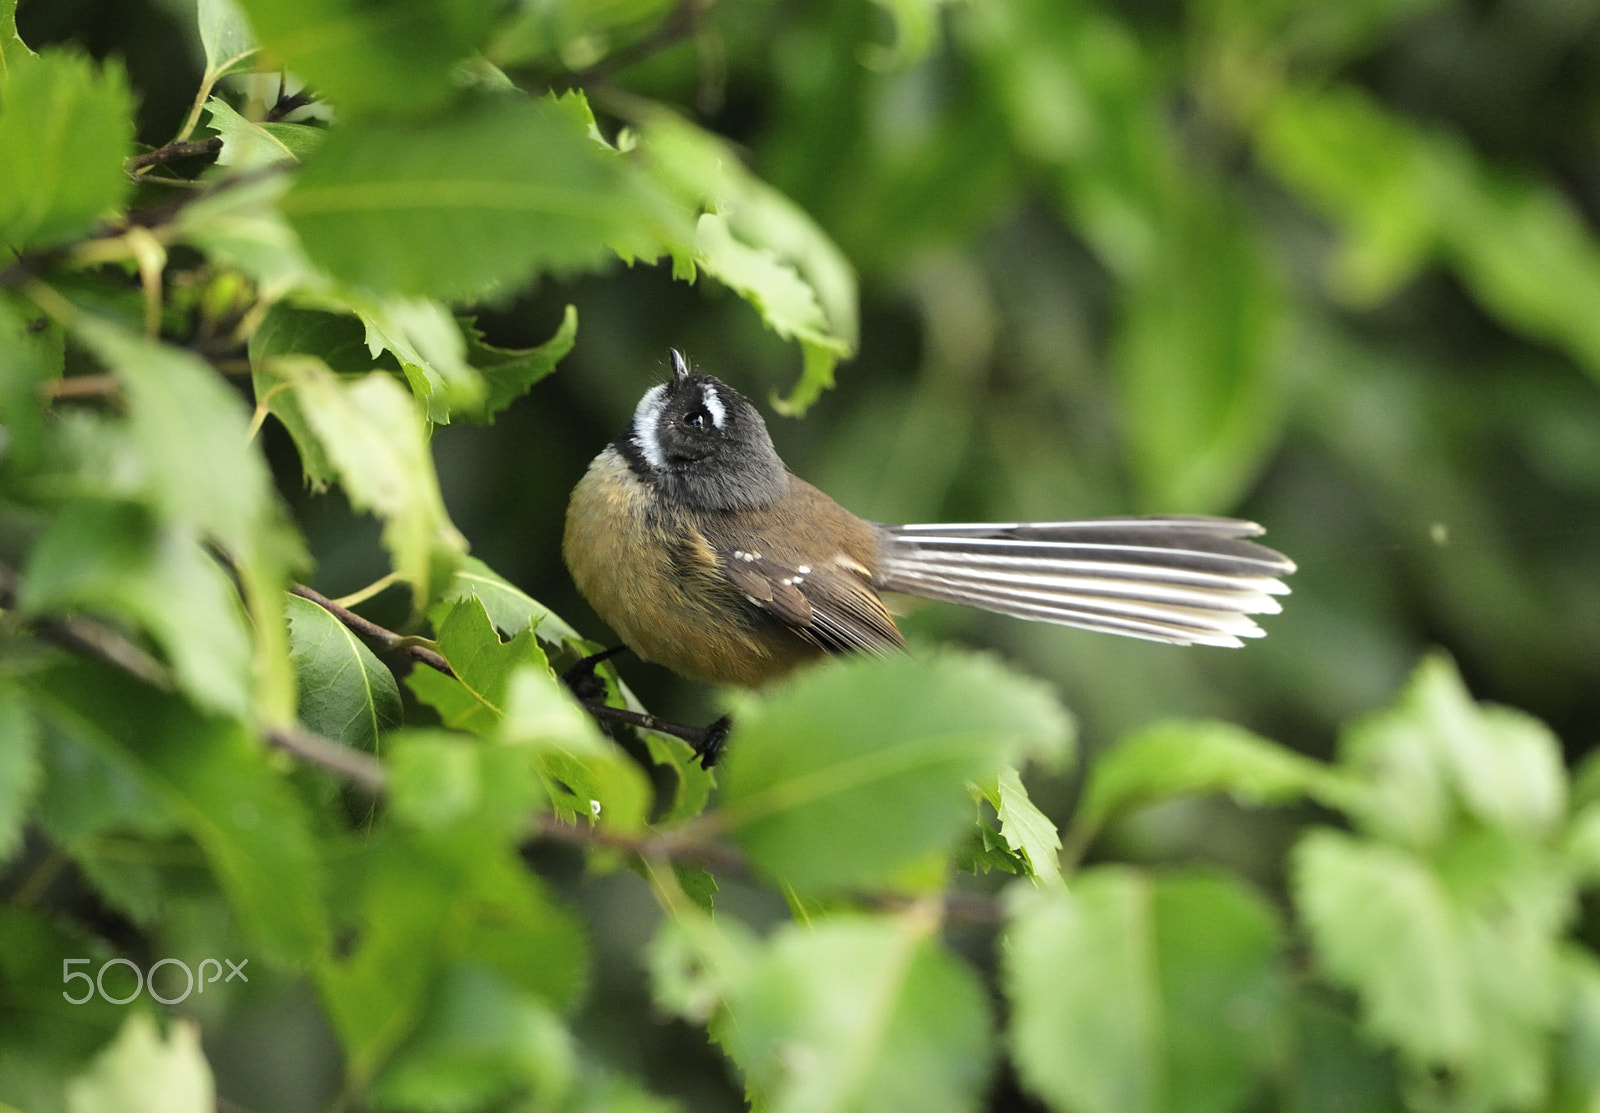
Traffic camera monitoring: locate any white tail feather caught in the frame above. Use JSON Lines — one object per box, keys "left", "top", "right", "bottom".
{"left": 875, "top": 517, "right": 1294, "bottom": 648}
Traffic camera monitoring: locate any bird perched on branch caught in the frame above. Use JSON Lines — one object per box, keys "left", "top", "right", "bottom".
{"left": 564, "top": 351, "right": 1294, "bottom": 759}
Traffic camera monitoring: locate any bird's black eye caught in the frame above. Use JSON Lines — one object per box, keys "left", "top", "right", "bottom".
{"left": 683, "top": 407, "right": 710, "bottom": 429}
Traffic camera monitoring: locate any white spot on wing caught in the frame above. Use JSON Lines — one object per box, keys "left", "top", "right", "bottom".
{"left": 631, "top": 384, "right": 668, "bottom": 470}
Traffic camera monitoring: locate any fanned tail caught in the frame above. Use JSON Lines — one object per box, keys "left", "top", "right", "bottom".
{"left": 874, "top": 516, "right": 1295, "bottom": 648}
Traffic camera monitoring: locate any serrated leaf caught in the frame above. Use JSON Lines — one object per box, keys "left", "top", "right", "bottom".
{"left": 407, "top": 596, "right": 546, "bottom": 735}
{"left": 205, "top": 96, "right": 310, "bottom": 168}
{"left": 636, "top": 109, "right": 857, "bottom": 411}
{"left": 26, "top": 658, "right": 327, "bottom": 964}
{"left": 1340, "top": 654, "right": 1567, "bottom": 848}
{"left": 715, "top": 915, "right": 993, "bottom": 1113}
{"left": 456, "top": 303, "right": 577, "bottom": 423}
{"left": 1078, "top": 719, "right": 1350, "bottom": 832}
{"left": 0, "top": 49, "right": 134, "bottom": 249}
{"left": 1293, "top": 828, "right": 1568, "bottom": 1109}
{"left": 284, "top": 360, "right": 468, "bottom": 605}
{"left": 233, "top": 0, "right": 494, "bottom": 115}
{"left": 440, "top": 556, "right": 582, "bottom": 645}
{"left": 250, "top": 303, "right": 389, "bottom": 490}
{"left": 20, "top": 500, "right": 255, "bottom": 719}
{"left": 66, "top": 1013, "right": 214, "bottom": 1113}
{"left": 717, "top": 651, "right": 1072, "bottom": 891}
{"left": 285, "top": 591, "right": 401, "bottom": 752}
{"left": 280, "top": 96, "right": 687, "bottom": 300}
{"left": 346, "top": 294, "right": 485, "bottom": 421}
{"left": 987, "top": 765, "right": 1061, "bottom": 886}
{"left": 1005, "top": 869, "right": 1287, "bottom": 1113}
{"left": 0, "top": 682, "right": 40, "bottom": 861}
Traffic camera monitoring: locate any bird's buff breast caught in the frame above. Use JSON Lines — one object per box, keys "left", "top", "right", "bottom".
{"left": 562, "top": 447, "right": 816, "bottom": 686}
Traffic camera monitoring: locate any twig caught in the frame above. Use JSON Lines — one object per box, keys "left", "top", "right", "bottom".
{"left": 289, "top": 583, "right": 455, "bottom": 677}
{"left": 127, "top": 137, "right": 224, "bottom": 171}
{"left": 265, "top": 725, "right": 387, "bottom": 795}
{"left": 561, "top": 0, "right": 705, "bottom": 87}
{"left": 40, "top": 375, "right": 121, "bottom": 401}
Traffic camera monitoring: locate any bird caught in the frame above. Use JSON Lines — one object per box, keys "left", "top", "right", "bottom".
{"left": 563, "top": 350, "right": 1295, "bottom": 723}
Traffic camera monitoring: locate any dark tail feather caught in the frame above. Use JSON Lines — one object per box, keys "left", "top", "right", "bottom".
{"left": 875, "top": 517, "right": 1295, "bottom": 648}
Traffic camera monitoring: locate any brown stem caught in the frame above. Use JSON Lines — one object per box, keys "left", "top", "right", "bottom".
{"left": 289, "top": 582, "right": 455, "bottom": 678}
{"left": 127, "top": 137, "right": 224, "bottom": 171}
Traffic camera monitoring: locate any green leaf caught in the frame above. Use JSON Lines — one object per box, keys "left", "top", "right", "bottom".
{"left": 1256, "top": 82, "right": 1600, "bottom": 388}
{"left": 984, "top": 765, "right": 1062, "bottom": 886}
{"left": 197, "top": 0, "right": 256, "bottom": 77}
{"left": 233, "top": 0, "right": 494, "bottom": 115}
{"left": 65, "top": 1013, "right": 214, "bottom": 1113}
{"left": 26, "top": 658, "right": 328, "bottom": 964}
{"left": 1339, "top": 654, "right": 1567, "bottom": 848}
{"left": 0, "top": 682, "right": 40, "bottom": 862}
{"left": 1112, "top": 191, "right": 1286, "bottom": 513}
{"left": 500, "top": 665, "right": 652, "bottom": 832}
{"left": 715, "top": 915, "right": 994, "bottom": 1113}
{"left": 387, "top": 730, "right": 489, "bottom": 831}
{"left": 368, "top": 963, "right": 579, "bottom": 1113}
{"left": 1005, "top": 868, "right": 1288, "bottom": 1113}
{"left": 408, "top": 596, "right": 546, "bottom": 735}
{"left": 1553, "top": 950, "right": 1600, "bottom": 1113}
{"left": 285, "top": 591, "right": 401, "bottom": 752}
{"left": 1282, "top": 993, "right": 1404, "bottom": 1113}
{"left": 1077, "top": 719, "right": 1351, "bottom": 832}
{"left": 0, "top": 49, "right": 134, "bottom": 249}
{"left": 440, "top": 556, "right": 583, "bottom": 645}
{"left": 319, "top": 826, "right": 586, "bottom": 1086}
{"left": 20, "top": 500, "right": 255, "bottom": 719}
{"left": 0, "top": 295, "right": 60, "bottom": 476}
{"left": 717, "top": 651, "right": 1072, "bottom": 891}
{"left": 636, "top": 109, "right": 858, "bottom": 411}
{"left": 249, "top": 303, "right": 388, "bottom": 490}
{"left": 456, "top": 304, "right": 577, "bottom": 424}
{"left": 1, "top": 0, "right": 35, "bottom": 67}
{"left": 282, "top": 360, "right": 468, "bottom": 605}
{"left": 71, "top": 317, "right": 302, "bottom": 722}
{"left": 1293, "top": 828, "right": 1569, "bottom": 1109}
{"left": 344, "top": 294, "right": 485, "bottom": 421}
{"left": 173, "top": 173, "right": 323, "bottom": 291}
{"left": 206, "top": 97, "right": 319, "bottom": 168}
{"left": 280, "top": 96, "right": 687, "bottom": 300}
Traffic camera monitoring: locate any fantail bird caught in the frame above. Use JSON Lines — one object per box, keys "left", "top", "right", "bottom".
{"left": 564, "top": 351, "right": 1295, "bottom": 693}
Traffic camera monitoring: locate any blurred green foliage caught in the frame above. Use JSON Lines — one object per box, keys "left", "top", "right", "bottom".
{"left": 2, "top": 0, "right": 1600, "bottom": 1110}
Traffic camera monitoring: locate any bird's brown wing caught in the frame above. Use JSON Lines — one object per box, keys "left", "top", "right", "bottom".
{"left": 720, "top": 550, "right": 904, "bottom": 657}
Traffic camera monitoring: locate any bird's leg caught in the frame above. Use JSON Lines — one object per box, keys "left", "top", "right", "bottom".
{"left": 561, "top": 645, "right": 629, "bottom": 702}
{"left": 563, "top": 647, "right": 733, "bottom": 768}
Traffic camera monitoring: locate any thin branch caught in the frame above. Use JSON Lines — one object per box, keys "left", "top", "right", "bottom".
{"left": 289, "top": 583, "right": 455, "bottom": 677}
{"left": 559, "top": 0, "right": 705, "bottom": 88}
{"left": 529, "top": 811, "right": 748, "bottom": 875}
{"left": 127, "top": 137, "right": 224, "bottom": 171}
{"left": 264, "top": 725, "right": 387, "bottom": 795}
{"left": 40, "top": 374, "right": 121, "bottom": 401}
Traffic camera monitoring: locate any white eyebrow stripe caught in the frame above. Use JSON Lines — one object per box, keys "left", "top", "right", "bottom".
{"left": 700, "top": 383, "right": 726, "bottom": 428}
{"left": 631, "top": 383, "right": 668, "bottom": 470}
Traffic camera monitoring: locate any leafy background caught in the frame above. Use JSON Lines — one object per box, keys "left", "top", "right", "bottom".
{"left": 2, "top": 0, "right": 1600, "bottom": 1111}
